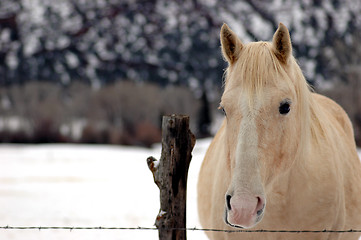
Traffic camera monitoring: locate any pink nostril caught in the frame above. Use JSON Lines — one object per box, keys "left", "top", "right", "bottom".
{"left": 255, "top": 197, "right": 265, "bottom": 216}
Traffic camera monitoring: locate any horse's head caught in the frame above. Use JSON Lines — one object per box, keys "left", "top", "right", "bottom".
{"left": 220, "top": 23, "right": 310, "bottom": 229}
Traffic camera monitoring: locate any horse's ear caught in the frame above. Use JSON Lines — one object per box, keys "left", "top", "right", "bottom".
{"left": 220, "top": 23, "right": 243, "bottom": 64}
{"left": 272, "top": 23, "right": 292, "bottom": 63}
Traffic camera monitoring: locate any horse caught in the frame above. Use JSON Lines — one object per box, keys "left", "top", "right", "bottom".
{"left": 197, "top": 23, "right": 361, "bottom": 240}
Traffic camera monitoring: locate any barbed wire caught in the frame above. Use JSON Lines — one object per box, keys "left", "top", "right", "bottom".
{"left": 1, "top": 226, "right": 361, "bottom": 233}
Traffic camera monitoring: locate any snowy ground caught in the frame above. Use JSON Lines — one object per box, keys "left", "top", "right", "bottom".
{"left": 0, "top": 139, "right": 211, "bottom": 240}
{"left": 0, "top": 140, "right": 361, "bottom": 240}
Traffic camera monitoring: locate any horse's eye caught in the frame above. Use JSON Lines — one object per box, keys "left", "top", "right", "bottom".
{"left": 219, "top": 106, "right": 227, "bottom": 116}
{"left": 279, "top": 101, "right": 291, "bottom": 115}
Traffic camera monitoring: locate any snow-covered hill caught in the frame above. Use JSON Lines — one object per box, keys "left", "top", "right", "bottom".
{"left": 0, "top": 140, "right": 211, "bottom": 240}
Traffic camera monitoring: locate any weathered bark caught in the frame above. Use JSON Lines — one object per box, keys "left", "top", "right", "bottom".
{"left": 147, "top": 114, "right": 196, "bottom": 240}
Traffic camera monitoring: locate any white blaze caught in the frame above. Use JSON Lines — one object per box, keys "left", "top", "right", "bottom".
{"left": 232, "top": 96, "right": 263, "bottom": 195}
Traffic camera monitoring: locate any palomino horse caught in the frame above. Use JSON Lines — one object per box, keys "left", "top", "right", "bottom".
{"left": 197, "top": 23, "right": 361, "bottom": 240}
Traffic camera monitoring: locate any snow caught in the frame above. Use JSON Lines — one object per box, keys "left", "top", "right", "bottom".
{"left": 0, "top": 139, "right": 211, "bottom": 240}
{"left": 1, "top": 140, "right": 361, "bottom": 240}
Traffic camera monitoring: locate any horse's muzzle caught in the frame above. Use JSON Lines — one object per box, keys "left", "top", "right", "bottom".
{"left": 224, "top": 193, "right": 266, "bottom": 229}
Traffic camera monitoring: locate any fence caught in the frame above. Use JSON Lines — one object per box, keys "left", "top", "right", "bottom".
{"left": 2, "top": 226, "right": 361, "bottom": 233}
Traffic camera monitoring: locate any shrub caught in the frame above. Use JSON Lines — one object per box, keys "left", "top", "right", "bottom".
{"left": 0, "top": 80, "right": 205, "bottom": 146}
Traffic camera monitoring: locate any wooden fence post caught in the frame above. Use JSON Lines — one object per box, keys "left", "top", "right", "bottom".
{"left": 147, "top": 114, "right": 196, "bottom": 240}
